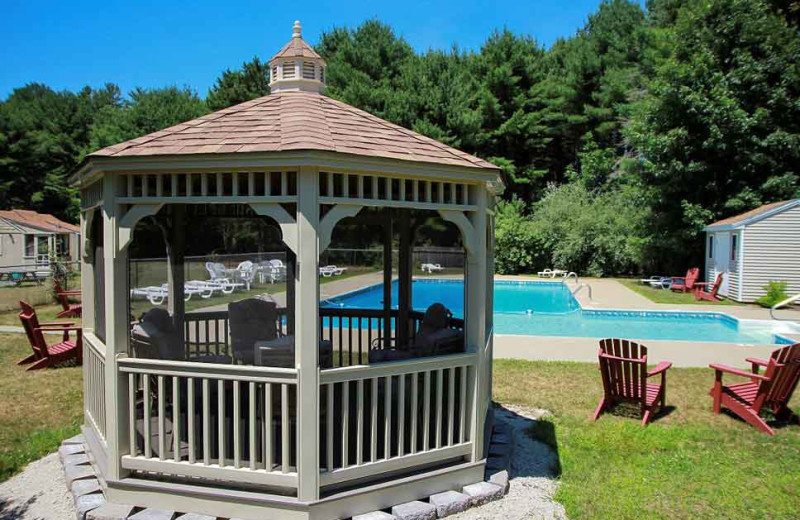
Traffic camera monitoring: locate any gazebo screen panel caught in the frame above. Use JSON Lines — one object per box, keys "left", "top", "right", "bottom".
{"left": 118, "top": 171, "right": 298, "bottom": 203}
{"left": 319, "top": 171, "right": 476, "bottom": 210}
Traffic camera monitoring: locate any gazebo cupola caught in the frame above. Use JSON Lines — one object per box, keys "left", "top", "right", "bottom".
{"left": 269, "top": 20, "right": 326, "bottom": 93}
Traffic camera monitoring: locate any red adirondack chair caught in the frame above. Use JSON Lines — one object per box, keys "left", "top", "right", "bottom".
{"left": 670, "top": 267, "right": 700, "bottom": 293}
{"left": 594, "top": 339, "right": 673, "bottom": 426}
{"left": 53, "top": 278, "right": 82, "bottom": 318}
{"left": 694, "top": 272, "right": 724, "bottom": 301}
{"left": 709, "top": 343, "right": 800, "bottom": 435}
{"left": 18, "top": 301, "right": 82, "bottom": 370}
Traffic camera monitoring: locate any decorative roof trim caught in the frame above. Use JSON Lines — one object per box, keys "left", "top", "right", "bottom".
{"left": 73, "top": 149, "right": 500, "bottom": 188}
{"left": 704, "top": 199, "right": 800, "bottom": 231}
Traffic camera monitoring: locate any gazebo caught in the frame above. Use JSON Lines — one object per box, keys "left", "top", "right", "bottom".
{"left": 73, "top": 21, "right": 500, "bottom": 519}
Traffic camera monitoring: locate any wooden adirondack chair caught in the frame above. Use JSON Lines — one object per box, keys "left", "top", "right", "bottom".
{"left": 594, "top": 339, "right": 673, "bottom": 426}
{"left": 694, "top": 272, "right": 724, "bottom": 301}
{"left": 709, "top": 343, "right": 800, "bottom": 435}
{"left": 17, "top": 301, "right": 82, "bottom": 370}
{"left": 53, "top": 278, "right": 82, "bottom": 318}
{"left": 670, "top": 267, "right": 700, "bottom": 293}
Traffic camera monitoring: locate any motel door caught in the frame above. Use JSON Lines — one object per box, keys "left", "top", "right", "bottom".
{"left": 713, "top": 232, "right": 730, "bottom": 297}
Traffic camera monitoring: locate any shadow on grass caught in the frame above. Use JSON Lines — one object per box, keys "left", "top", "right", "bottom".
{"left": 718, "top": 407, "right": 800, "bottom": 433}
{"left": 596, "top": 400, "right": 676, "bottom": 424}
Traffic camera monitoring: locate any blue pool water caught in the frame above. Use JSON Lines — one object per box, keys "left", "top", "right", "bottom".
{"left": 321, "top": 279, "right": 793, "bottom": 345}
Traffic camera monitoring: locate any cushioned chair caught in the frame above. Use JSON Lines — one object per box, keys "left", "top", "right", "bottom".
{"left": 132, "top": 308, "right": 230, "bottom": 363}
{"left": 229, "top": 298, "right": 281, "bottom": 365}
{"left": 131, "top": 308, "right": 185, "bottom": 360}
{"left": 368, "top": 303, "right": 464, "bottom": 363}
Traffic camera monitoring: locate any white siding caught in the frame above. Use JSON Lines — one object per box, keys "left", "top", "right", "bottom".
{"left": 704, "top": 234, "right": 714, "bottom": 284}
{"left": 741, "top": 205, "right": 800, "bottom": 302}
{"left": 726, "top": 231, "right": 740, "bottom": 299}
{"left": 0, "top": 233, "right": 24, "bottom": 267}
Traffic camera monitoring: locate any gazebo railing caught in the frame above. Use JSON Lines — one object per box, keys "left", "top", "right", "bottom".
{"left": 318, "top": 352, "right": 476, "bottom": 488}
{"left": 182, "top": 308, "right": 465, "bottom": 367}
{"left": 84, "top": 336, "right": 107, "bottom": 443}
{"left": 118, "top": 357, "right": 299, "bottom": 491}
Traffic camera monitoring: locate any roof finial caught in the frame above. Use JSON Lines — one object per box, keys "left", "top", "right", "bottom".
{"left": 293, "top": 20, "right": 302, "bottom": 38}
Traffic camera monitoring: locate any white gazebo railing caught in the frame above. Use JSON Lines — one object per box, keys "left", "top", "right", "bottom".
{"left": 118, "top": 358, "right": 300, "bottom": 491}
{"left": 84, "top": 336, "right": 107, "bottom": 443}
{"left": 318, "top": 353, "right": 476, "bottom": 489}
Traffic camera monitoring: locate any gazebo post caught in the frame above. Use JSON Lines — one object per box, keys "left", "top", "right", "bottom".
{"left": 286, "top": 251, "right": 296, "bottom": 334}
{"left": 465, "top": 188, "right": 488, "bottom": 462}
{"left": 382, "top": 211, "right": 393, "bottom": 349}
{"left": 102, "top": 177, "right": 131, "bottom": 481}
{"left": 397, "top": 211, "right": 412, "bottom": 348}
{"left": 295, "top": 165, "right": 320, "bottom": 501}
{"left": 165, "top": 206, "right": 186, "bottom": 348}
{"left": 79, "top": 209, "right": 95, "bottom": 336}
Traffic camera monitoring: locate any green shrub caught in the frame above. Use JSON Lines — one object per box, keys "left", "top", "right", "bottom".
{"left": 755, "top": 281, "right": 789, "bottom": 308}
{"left": 494, "top": 198, "right": 547, "bottom": 274}
{"left": 494, "top": 183, "right": 651, "bottom": 276}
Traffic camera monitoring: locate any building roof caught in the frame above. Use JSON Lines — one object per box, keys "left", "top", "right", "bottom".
{"left": 704, "top": 199, "right": 800, "bottom": 231}
{"left": 89, "top": 90, "right": 497, "bottom": 171}
{"left": 0, "top": 210, "right": 80, "bottom": 234}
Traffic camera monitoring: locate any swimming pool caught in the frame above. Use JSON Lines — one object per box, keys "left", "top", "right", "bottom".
{"left": 321, "top": 279, "right": 796, "bottom": 345}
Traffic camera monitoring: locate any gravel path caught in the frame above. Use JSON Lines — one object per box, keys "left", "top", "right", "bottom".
{"left": 451, "top": 405, "right": 568, "bottom": 520}
{"left": 0, "top": 453, "right": 75, "bottom": 520}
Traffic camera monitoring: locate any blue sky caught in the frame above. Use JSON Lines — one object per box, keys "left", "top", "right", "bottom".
{"left": 0, "top": 0, "right": 646, "bottom": 100}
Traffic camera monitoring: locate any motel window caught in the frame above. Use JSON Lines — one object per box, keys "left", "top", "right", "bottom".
{"left": 37, "top": 235, "right": 49, "bottom": 258}
{"left": 57, "top": 234, "right": 69, "bottom": 256}
{"left": 708, "top": 236, "right": 714, "bottom": 259}
{"left": 730, "top": 234, "right": 738, "bottom": 262}
{"left": 24, "top": 235, "right": 35, "bottom": 257}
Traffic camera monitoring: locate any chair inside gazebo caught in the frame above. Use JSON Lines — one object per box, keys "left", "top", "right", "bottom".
{"left": 119, "top": 202, "right": 472, "bottom": 495}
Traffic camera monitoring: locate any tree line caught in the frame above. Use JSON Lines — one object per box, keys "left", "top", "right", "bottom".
{"left": 1, "top": 0, "right": 798, "bottom": 275}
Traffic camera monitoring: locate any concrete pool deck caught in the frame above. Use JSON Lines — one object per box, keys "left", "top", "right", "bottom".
{"left": 493, "top": 276, "right": 800, "bottom": 367}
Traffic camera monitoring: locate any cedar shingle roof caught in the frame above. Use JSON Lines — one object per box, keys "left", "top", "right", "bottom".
{"left": 271, "top": 20, "right": 323, "bottom": 61}
{"left": 271, "top": 34, "right": 322, "bottom": 60}
{"left": 705, "top": 200, "right": 798, "bottom": 229}
{"left": 90, "top": 91, "right": 497, "bottom": 171}
{"left": 0, "top": 210, "right": 79, "bottom": 233}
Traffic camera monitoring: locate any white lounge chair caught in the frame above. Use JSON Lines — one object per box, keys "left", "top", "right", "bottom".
{"left": 205, "top": 262, "right": 244, "bottom": 293}
{"left": 183, "top": 280, "right": 221, "bottom": 298}
{"left": 639, "top": 276, "right": 671, "bottom": 289}
{"left": 235, "top": 261, "right": 256, "bottom": 290}
{"left": 538, "top": 269, "right": 568, "bottom": 278}
{"left": 421, "top": 263, "right": 445, "bottom": 274}
{"left": 319, "top": 265, "right": 347, "bottom": 277}
{"left": 258, "top": 259, "right": 287, "bottom": 284}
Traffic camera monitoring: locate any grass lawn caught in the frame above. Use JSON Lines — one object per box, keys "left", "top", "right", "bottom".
{"left": 0, "top": 303, "right": 66, "bottom": 326}
{"left": 0, "top": 330, "right": 798, "bottom": 519}
{"left": 0, "top": 333, "right": 83, "bottom": 482}
{"left": 494, "top": 359, "right": 800, "bottom": 519}
{"left": 0, "top": 283, "right": 57, "bottom": 312}
{"left": 618, "top": 279, "right": 735, "bottom": 306}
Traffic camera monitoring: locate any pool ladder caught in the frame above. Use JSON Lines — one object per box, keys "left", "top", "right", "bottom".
{"left": 572, "top": 282, "right": 593, "bottom": 301}
{"left": 770, "top": 293, "right": 800, "bottom": 321}
{"left": 563, "top": 273, "right": 592, "bottom": 301}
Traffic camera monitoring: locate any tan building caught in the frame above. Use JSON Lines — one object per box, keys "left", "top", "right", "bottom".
{"left": 0, "top": 209, "right": 80, "bottom": 269}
